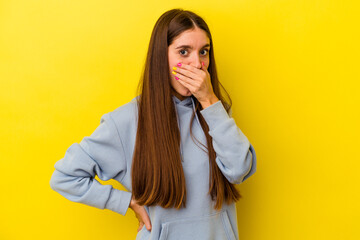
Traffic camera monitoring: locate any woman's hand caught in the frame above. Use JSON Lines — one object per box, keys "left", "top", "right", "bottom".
{"left": 172, "top": 62, "right": 219, "bottom": 108}
{"left": 129, "top": 196, "right": 152, "bottom": 232}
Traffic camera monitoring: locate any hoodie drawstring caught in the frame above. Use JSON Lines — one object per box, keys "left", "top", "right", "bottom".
{"left": 191, "top": 97, "right": 201, "bottom": 127}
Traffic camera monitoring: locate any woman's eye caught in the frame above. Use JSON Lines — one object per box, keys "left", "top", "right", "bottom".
{"left": 179, "top": 49, "right": 209, "bottom": 56}
{"left": 201, "top": 49, "right": 208, "bottom": 56}
{"left": 179, "top": 49, "right": 187, "bottom": 55}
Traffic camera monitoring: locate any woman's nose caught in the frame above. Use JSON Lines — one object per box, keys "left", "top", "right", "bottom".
{"left": 189, "top": 54, "right": 202, "bottom": 69}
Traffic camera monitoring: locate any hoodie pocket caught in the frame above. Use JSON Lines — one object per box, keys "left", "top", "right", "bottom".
{"left": 159, "top": 209, "right": 236, "bottom": 240}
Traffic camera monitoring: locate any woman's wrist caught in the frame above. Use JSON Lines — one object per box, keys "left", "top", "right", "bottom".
{"left": 129, "top": 198, "right": 136, "bottom": 209}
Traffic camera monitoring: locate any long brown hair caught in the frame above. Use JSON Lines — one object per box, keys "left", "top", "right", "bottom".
{"left": 131, "top": 8, "right": 241, "bottom": 211}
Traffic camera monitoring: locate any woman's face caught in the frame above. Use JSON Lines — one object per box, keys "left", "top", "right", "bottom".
{"left": 168, "top": 27, "right": 210, "bottom": 100}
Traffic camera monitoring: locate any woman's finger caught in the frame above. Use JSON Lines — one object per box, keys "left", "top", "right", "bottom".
{"left": 172, "top": 66, "right": 198, "bottom": 81}
{"left": 129, "top": 198, "right": 152, "bottom": 232}
{"left": 176, "top": 76, "right": 196, "bottom": 93}
{"left": 137, "top": 221, "right": 144, "bottom": 232}
{"left": 176, "top": 63, "right": 204, "bottom": 75}
{"left": 139, "top": 207, "right": 152, "bottom": 231}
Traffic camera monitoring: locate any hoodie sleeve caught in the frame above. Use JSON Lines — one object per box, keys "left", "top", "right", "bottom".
{"left": 200, "top": 100, "right": 257, "bottom": 184}
{"left": 49, "top": 112, "right": 132, "bottom": 216}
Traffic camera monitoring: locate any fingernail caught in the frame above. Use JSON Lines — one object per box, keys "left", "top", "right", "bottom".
{"left": 175, "top": 76, "right": 179, "bottom": 80}
{"left": 172, "top": 71, "right": 176, "bottom": 75}
{"left": 172, "top": 66, "right": 177, "bottom": 70}
{"left": 202, "top": 62, "right": 205, "bottom": 66}
{"left": 177, "top": 62, "right": 182, "bottom": 67}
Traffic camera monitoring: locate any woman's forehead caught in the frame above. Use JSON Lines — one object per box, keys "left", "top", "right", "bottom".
{"left": 171, "top": 29, "right": 210, "bottom": 47}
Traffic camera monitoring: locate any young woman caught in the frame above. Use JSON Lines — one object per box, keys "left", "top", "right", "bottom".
{"left": 50, "top": 8, "right": 257, "bottom": 240}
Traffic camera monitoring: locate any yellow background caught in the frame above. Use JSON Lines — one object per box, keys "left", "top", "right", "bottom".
{"left": 1, "top": 0, "right": 359, "bottom": 239}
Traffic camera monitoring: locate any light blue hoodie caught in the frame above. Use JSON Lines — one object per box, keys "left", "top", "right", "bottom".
{"left": 50, "top": 95, "right": 257, "bottom": 240}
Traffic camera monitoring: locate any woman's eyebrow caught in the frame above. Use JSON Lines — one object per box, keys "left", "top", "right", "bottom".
{"left": 175, "top": 43, "right": 210, "bottom": 49}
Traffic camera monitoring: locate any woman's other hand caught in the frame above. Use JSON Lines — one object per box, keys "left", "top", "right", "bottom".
{"left": 129, "top": 197, "right": 152, "bottom": 232}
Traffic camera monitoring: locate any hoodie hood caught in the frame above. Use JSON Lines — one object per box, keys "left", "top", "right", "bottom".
{"left": 172, "top": 95, "right": 193, "bottom": 108}
{"left": 171, "top": 95, "right": 201, "bottom": 127}
{"left": 131, "top": 94, "right": 202, "bottom": 132}
{"left": 171, "top": 94, "right": 202, "bottom": 160}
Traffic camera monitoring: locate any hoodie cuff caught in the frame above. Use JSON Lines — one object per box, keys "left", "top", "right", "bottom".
{"left": 200, "top": 100, "right": 230, "bottom": 130}
{"left": 105, "top": 188, "right": 132, "bottom": 216}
